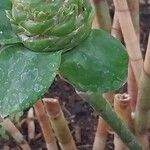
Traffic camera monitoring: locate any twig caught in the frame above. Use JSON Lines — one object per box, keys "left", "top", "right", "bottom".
{"left": 128, "top": 63, "right": 138, "bottom": 112}
{"left": 113, "top": 0, "right": 143, "bottom": 83}
{"left": 114, "top": 93, "right": 133, "bottom": 150}
{"left": 93, "top": 117, "right": 109, "bottom": 150}
{"left": 135, "top": 33, "right": 150, "bottom": 149}
{"left": 127, "top": 0, "right": 140, "bottom": 112}
{"left": 43, "top": 98, "right": 77, "bottom": 150}
{"left": 92, "top": 0, "right": 112, "bottom": 32}
{"left": 0, "top": 118, "right": 30, "bottom": 150}
{"left": 111, "top": 11, "right": 122, "bottom": 40}
{"left": 27, "top": 108, "right": 35, "bottom": 141}
{"left": 74, "top": 124, "right": 81, "bottom": 143}
{"left": 112, "top": 0, "right": 140, "bottom": 113}
{"left": 34, "top": 100, "right": 58, "bottom": 150}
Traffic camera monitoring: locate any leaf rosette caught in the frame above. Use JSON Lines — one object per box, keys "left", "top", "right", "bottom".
{"left": 6, "top": 0, "right": 94, "bottom": 52}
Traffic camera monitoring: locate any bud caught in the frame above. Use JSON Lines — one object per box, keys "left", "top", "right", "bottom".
{"left": 7, "top": 0, "right": 94, "bottom": 52}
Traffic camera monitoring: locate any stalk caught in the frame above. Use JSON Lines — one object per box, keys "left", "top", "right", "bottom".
{"left": 92, "top": 15, "right": 100, "bottom": 29}
{"left": 112, "top": 13, "right": 138, "bottom": 113}
{"left": 127, "top": 0, "right": 139, "bottom": 112}
{"left": 113, "top": 0, "right": 143, "bottom": 83}
{"left": 43, "top": 98, "right": 77, "bottom": 150}
{"left": 127, "top": 0, "right": 140, "bottom": 41}
{"left": 34, "top": 100, "right": 58, "bottom": 150}
{"left": 27, "top": 108, "right": 35, "bottom": 141}
{"left": 0, "top": 118, "right": 30, "bottom": 150}
{"left": 111, "top": 11, "right": 122, "bottom": 40}
{"left": 134, "top": 34, "right": 150, "bottom": 149}
{"left": 112, "top": 0, "right": 140, "bottom": 41}
{"left": 92, "top": 117, "right": 109, "bottom": 150}
{"left": 78, "top": 92, "right": 141, "bottom": 149}
{"left": 92, "top": 0, "right": 112, "bottom": 32}
{"left": 113, "top": 0, "right": 141, "bottom": 112}
{"left": 112, "top": 13, "right": 138, "bottom": 112}
{"left": 114, "top": 93, "right": 133, "bottom": 150}
{"left": 128, "top": 63, "right": 138, "bottom": 112}
{"left": 92, "top": 93, "right": 114, "bottom": 150}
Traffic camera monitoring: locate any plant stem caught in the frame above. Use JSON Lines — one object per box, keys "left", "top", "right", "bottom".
{"left": 78, "top": 92, "right": 142, "bottom": 150}
{"left": 113, "top": 0, "right": 143, "bottom": 83}
{"left": 112, "top": 13, "right": 138, "bottom": 112}
{"left": 111, "top": 11, "right": 122, "bottom": 40}
{"left": 127, "top": 0, "right": 140, "bottom": 41}
{"left": 43, "top": 98, "right": 77, "bottom": 150}
{"left": 134, "top": 34, "right": 150, "bottom": 149}
{"left": 34, "top": 100, "right": 58, "bottom": 150}
{"left": 113, "top": 0, "right": 141, "bottom": 112}
{"left": 92, "top": 117, "right": 109, "bottom": 150}
{"left": 112, "top": 0, "right": 140, "bottom": 41}
{"left": 92, "top": 15, "right": 100, "bottom": 29}
{"left": 0, "top": 118, "right": 31, "bottom": 150}
{"left": 127, "top": 0, "right": 139, "bottom": 112}
{"left": 143, "top": 33, "right": 150, "bottom": 80}
{"left": 128, "top": 63, "right": 138, "bottom": 112}
{"left": 93, "top": 93, "right": 114, "bottom": 150}
{"left": 92, "top": 0, "right": 112, "bottom": 32}
{"left": 114, "top": 93, "right": 133, "bottom": 150}
{"left": 27, "top": 108, "right": 35, "bottom": 141}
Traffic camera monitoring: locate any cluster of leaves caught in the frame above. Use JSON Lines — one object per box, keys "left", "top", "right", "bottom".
{"left": 0, "top": 0, "right": 128, "bottom": 118}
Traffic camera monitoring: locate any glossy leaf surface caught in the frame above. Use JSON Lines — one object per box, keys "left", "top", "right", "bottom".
{"left": 0, "top": 0, "right": 20, "bottom": 45}
{"left": 0, "top": 0, "right": 11, "bottom": 10}
{"left": 0, "top": 45, "right": 61, "bottom": 117}
{"left": 60, "top": 29, "right": 128, "bottom": 93}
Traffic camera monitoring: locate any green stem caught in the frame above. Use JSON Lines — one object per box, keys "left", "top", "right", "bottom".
{"left": 93, "top": 0, "right": 112, "bottom": 32}
{"left": 135, "top": 71, "right": 150, "bottom": 133}
{"left": 134, "top": 34, "right": 150, "bottom": 149}
{"left": 78, "top": 92, "right": 142, "bottom": 150}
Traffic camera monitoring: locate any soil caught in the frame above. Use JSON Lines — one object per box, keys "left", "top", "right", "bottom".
{"left": 0, "top": 2, "right": 150, "bottom": 150}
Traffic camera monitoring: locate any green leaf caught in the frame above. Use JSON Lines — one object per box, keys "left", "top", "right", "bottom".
{"left": 0, "top": 0, "right": 11, "bottom": 10}
{"left": 0, "top": 45, "right": 61, "bottom": 117}
{"left": 0, "top": 0, "right": 20, "bottom": 45}
{"left": 60, "top": 29, "right": 128, "bottom": 93}
{"left": 0, "top": 10, "right": 20, "bottom": 45}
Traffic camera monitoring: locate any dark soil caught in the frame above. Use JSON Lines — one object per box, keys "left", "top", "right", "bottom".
{"left": 0, "top": 2, "right": 150, "bottom": 150}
